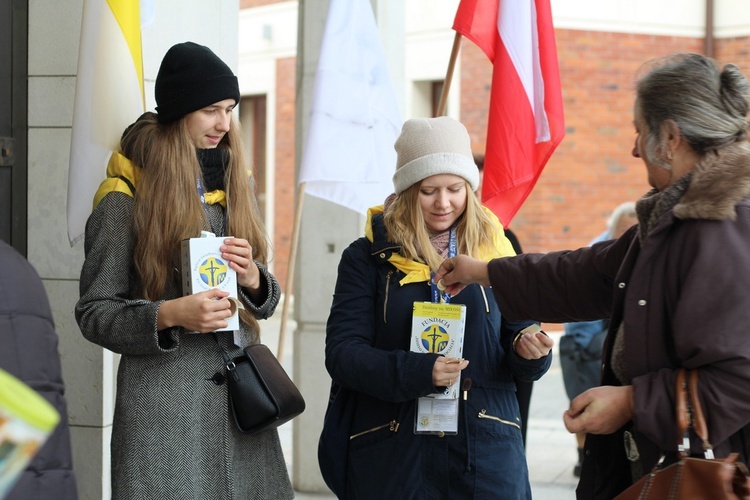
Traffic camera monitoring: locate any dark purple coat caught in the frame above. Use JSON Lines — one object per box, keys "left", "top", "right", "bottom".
{"left": 0, "top": 240, "right": 78, "bottom": 499}
{"left": 486, "top": 143, "right": 750, "bottom": 499}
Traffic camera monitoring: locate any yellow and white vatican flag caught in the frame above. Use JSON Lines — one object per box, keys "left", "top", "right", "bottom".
{"left": 67, "top": 0, "right": 145, "bottom": 245}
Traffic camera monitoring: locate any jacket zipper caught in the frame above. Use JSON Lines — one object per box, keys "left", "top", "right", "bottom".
{"left": 462, "top": 378, "right": 473, "bottom": 472}
{"left": 383, "top": 270, "right": 393, "bottom": 323}
{"left": 480, "top": 287, "right": 489, "bottom": 313}
{"left": 349, "top": 419, "right": 400, "bottom": 440}
{"left": 477, "top": 409, "right": 521, "bottom": 430}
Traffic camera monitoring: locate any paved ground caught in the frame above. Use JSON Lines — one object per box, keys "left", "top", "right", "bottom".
{"left": 268, "top": 306, "right": 578, "bottom": 499}
{"left": 523, "top": 330, "right": 579, "bottom": 499}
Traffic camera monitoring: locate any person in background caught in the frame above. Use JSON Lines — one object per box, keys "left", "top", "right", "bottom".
{"left": 75, "top": 42, "right": 291, "bottom": 499}
{"left": 475, "top": 153, "right": 534, "bottom": 446}
{"left": 0, "top": 240, "right": 78, "bottom": 499}
{"left": 435, "top": 53, "right": 750, "bottom": 499}
{"left": 324, "top": 117, "right": 553, "bottom": 498}
{"left": 560, "top": 201, "right": 637, "bottom": 477}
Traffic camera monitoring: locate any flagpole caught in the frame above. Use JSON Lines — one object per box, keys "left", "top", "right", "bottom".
{"left": 436, "top": 32, "right": 463, "bottom": 117}
{"left": 277, "top": 182, "right": 306, "bottom": 361}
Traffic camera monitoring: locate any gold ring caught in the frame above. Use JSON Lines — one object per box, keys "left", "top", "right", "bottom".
{"left": 448, "top": 378, "right": 452, "bottom": 386}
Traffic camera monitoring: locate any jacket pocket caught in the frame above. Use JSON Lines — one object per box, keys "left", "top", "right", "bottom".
{"left": 350, "top": 419, "right": 400, "bottom": 441}
{"left": 348, "top": 419, "right": 408, "bottom": 498}
{"left": 472, "top": 409, "right": 530, "bottom": 498}
{"left": 477, "top": 409, "right": 521, "bottom": 430}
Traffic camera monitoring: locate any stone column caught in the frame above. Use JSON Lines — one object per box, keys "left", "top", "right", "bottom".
{"left": 293, "top": 0, "right": 404, "bottom": 492}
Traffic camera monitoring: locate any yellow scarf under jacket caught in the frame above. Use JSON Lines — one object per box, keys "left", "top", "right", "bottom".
{"left": 92, "top": 152, "right": 228, "bottom": 209}
{"left": 364, "top": 204, "right": 516, "bottom": 286}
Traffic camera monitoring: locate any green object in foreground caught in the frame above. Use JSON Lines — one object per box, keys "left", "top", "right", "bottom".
{"left": 0, "top": 367, "right": 61, "bottom": 497}
{"left": 0, "top": 368, "right": 59, "bottom": 432}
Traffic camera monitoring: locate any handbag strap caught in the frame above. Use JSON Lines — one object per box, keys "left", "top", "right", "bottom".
{"left": 675, "top": 368, "right": 714, "bottom": 458}
{"left": 212, "top": 333, "right": 239, "bottom": 381}
{"left": 675, "top": 369, "right": 690, "bottom": 446}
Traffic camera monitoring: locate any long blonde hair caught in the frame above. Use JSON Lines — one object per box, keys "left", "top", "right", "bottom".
{"left": 383, "top": 180, "right": 498, "bottom": 271}
{"left": 122, "top": 112, "right": 269, "bottom": 330}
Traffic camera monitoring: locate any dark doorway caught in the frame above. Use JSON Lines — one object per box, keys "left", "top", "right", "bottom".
{"left": 0, "top": 0, "right": 28, "bottom": 255}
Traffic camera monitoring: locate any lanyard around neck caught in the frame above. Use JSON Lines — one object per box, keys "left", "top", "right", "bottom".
{"left": 430, "top": 227, "right": 456, "bottom": 304}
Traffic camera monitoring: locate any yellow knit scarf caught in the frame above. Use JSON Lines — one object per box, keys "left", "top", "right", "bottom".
{"left": 92, "top": 152, "right": 228, "bottom": 209}
{"left": 364, "top": 205, "right": 516, "bottom": 285}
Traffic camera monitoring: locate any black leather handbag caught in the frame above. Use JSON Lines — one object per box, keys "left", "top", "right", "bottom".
{"left": 214, "top": 336, "right": 305, "bottom": 434}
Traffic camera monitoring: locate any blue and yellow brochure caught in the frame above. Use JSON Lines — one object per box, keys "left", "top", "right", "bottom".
{"left": 410, "top": 301, "right": 466, "bottom": 399}
{"left": 411, "top": 301, "right": 466, "bottom": 434}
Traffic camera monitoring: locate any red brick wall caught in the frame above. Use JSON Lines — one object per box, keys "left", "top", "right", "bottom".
{"left": 459, "top": 30, "right": 707, "bottom": 254}
{"left": 715, "top": 36, "right": 750, "bottom": 72}
{"left": 272, "top": 57, "right": 296, "bottom": 290}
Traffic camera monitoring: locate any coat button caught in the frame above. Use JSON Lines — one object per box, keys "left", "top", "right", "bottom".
{"left": 637, "top": 299, "right": 647, "bottom": 306}
{"left": 438, "top": 431, "right": 445, "bottom": 438}
{"left": 618, "top": 282, "right": 626, "bottom": 288}
{"left": 211, "top": 373, "right": 226, "bottom": 385}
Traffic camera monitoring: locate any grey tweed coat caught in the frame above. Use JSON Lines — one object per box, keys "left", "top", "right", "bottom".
{"left": 75, "top": 192, "right": 293, "bottom": 500}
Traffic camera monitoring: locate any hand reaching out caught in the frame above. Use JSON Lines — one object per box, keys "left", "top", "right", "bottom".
{"left": 433, "top": 255, "right": 491, "bottom": 296}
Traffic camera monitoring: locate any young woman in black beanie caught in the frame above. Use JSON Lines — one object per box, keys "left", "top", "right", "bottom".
{"left": 75, "top": 42, "right": 293, "bottom": 499}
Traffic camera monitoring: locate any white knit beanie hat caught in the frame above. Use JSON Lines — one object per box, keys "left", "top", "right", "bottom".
{"left": 392, "top": 116, "right": 479, "bottom": 195}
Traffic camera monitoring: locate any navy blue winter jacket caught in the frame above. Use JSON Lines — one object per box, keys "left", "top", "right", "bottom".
{"left": 325, "top": 214, "right": 552, "bottom": 499}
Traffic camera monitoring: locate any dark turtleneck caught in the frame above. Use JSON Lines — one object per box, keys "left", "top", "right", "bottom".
{"left": 197, "top": 147, "right": 230, "bottom": 192}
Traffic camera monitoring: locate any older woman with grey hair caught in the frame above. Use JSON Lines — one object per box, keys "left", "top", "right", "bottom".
{"left": 435, "top": 53, "right": 750, "bottom": 499}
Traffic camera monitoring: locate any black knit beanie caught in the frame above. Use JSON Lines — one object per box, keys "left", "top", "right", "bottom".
{"left": 155, "top": 42, "right": 240, "bottom": 123}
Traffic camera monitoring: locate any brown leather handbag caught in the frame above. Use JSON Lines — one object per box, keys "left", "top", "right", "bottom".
{"left": 615, "top": 369, "right": 750, "bottom": 500}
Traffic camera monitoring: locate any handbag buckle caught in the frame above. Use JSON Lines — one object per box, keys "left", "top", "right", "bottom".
{"left": 225, "top": 361, "right": 242, "bottom": 382}
{"left": 679, "top": 432, "right": 690, "bottom": 454}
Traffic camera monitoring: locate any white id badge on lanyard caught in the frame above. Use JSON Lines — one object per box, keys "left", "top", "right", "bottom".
{"left": 415, "top": 398, "right": 459, "bottom": 435}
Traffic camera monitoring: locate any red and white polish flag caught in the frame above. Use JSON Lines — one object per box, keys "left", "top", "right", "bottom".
{"left": 453, "top": 0, "right": 564, "bottom": 227}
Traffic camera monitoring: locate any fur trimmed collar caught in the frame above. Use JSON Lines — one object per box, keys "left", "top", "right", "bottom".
{"left": 674, "top": 141, "right": 750, "bottom": 221}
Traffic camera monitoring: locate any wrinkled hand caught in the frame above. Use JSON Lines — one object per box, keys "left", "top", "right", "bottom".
{"left": 432, "top": 356, "right": 470, "bottom": 387}
{"left": 221, "top": 237, "right": 260, "bottom": 290}
{"left": 563, "top": 385, "right": 634, "bottom": 435}
{"left": 158, "top": 288, "right": 233, "bottom": 333}
{"left": 515, "top": 331, "right": 554, "bottom": 359}
{"left": 433, "top": 255, "right": 490, "bottom": 296}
